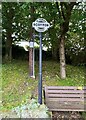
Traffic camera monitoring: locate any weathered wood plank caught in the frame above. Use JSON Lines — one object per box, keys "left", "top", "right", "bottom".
{"left": 46, "top": 98, "right": 84, "bottom": 101}
{"left": 47, "top": 94, "right": 85, "bottom": 98}
{"left": 46, "top": 101, "right": 85, "bottom": 111}
{"left": 44, "top": 86, "right": 86, "bottom": 112}
{"left": 49, "top": 109, "right": 85, "bottom": 112}
{"left": 46, "top": 86, "right": 86, "bottom": 90}
{"left": 46, "top": 90, "right": 85, "bottom": 94}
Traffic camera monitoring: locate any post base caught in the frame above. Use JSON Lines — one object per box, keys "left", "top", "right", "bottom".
{"left": 30, "top": 76, "right": 35, "bottom": 79}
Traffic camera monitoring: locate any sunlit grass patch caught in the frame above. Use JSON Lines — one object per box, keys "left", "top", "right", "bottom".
{"left": 42, "top": 61, "right": 85, "bottom": 86}
{"left": 2, "top": 60, "right": 38, "bottom": 111}
{"left": 1, "top": 60, "right": 85, "bottom": 111}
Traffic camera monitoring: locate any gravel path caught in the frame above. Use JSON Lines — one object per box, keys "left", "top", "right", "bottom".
{"left": 0, "top": 111, "right": 19, "bottom": 119}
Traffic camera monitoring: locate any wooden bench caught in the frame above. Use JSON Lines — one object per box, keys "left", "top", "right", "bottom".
{"left": 44, "top": 86, "right": 86, "bottom": 112}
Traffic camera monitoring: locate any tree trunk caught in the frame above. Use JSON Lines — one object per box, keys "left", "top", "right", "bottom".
{"left": 59, "top": 34, "right": 66, "bottom": 79}
{"left": 29, "top": 48, "right": 33, "bottom": 77}
{"left": 52, "top": 47, "right": 57, "bottom": 60}
{"left": 56, "top": 2, "right": 76, "bottom": 79}
{"left": 29, "top": 4, "right": 35, "bottom": 78}
{"left": 5, "top": 31, "right": 12, "bottom": 61}
{"left": 29, "top": 32, "right": 34, "bottom": 78}
{"left": 52, "top": 45, "right": 59, "bottom": 61}
{"left": 5, "top": 4, "right": 14, "bottom": 62}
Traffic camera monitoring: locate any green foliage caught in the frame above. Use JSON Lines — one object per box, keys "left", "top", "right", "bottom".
{"left": 13, "top": 99, "right": 51, "bottom": 118}
{"left": 65, "top": 3, "right": 85, "bottom": 65}
{"left": 2, "top": 2, "right": 85, "bottom": 64}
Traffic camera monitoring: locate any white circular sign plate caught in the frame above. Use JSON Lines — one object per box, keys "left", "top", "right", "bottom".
{"left": 32, "top": 18, "right": 50, "bottom": 32}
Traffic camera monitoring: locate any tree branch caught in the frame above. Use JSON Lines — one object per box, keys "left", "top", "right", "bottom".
{"left": 60, "top": 3, "right": 65, "bottom": 20}
{"left": 69, "top": 2, "right": 79, "bottom": 10}
{"left": 56, "top": 2, "right": 61, "bottom": 19}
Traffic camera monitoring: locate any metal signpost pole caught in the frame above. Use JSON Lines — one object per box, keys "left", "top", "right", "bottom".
{"left": 32, "top": 18, "right": 50, "bottom": 104}
{"left": 29, "top": 41, "right": 35, "bottom": 78}
{"left": 38, "top": 32, "right": 42, "bottom": 104}
{"left": 32, "top": 43, "right": 35, "bottom": 78}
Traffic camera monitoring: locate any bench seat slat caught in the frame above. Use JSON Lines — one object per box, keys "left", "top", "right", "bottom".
{"left": 44, "top": 86, "right": 86, "bottom": 112}
{"left": 46, "top": 101, "right": 85, "bottom": 111}
{"left": 48, "top": 109, "right": 85, "bottom": 112}
{"left": 46, "top": 98, "right": 84, "bottom": 102}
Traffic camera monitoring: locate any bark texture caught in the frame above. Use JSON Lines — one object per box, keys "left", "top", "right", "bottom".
{"left": 5, "top": 31, "right": 12, "bottom": 61}
{"left": 29, "top": 48, "right": 33, "bottom": 77}
{"left": 5, "top": 5, "right": 14, "bottom": 61}
{"left": 59, "top": 35, "right": 66, "bottom": 79}
{"left": 56, "top": 2, "right": 76, "bottom": 79}
{"left": 29, "top": 5, "right": 35, "bottom": 78}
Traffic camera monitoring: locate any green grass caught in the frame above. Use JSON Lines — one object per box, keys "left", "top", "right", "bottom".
{"left": 42, "top": 61, "right": 85, "bottom": 86}
{"left": 1, "top": 60, "right": 85, "bottom": 111}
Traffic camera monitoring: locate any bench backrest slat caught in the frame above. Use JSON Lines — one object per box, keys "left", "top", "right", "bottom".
{"left": 46, "top": 86, "right": 86, "bottom": 89}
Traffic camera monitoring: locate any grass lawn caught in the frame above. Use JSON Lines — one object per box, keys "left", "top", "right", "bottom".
{"left": 1, "top": 60, "right": 85, "bottom": 111}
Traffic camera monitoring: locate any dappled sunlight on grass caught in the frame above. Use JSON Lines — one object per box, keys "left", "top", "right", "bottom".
{"left": 0, "top": 64, "right": 2, "bottom": 111}
{"left": 2, "top": 60, "right": 85, "bottom": 111}
{"left": 2, "top": 60, "right": 38, "bottom": 111}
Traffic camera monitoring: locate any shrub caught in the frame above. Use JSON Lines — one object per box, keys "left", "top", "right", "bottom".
{"left": 12, "top": 99, "right": 51, "bottom": 118}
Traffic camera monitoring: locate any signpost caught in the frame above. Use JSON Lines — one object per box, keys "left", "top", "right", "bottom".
{"left": 32, "top": 18, "right": 50, "bottom": 104}
{"left": 29, "top": 41, "right": 35, "bottom": 78}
